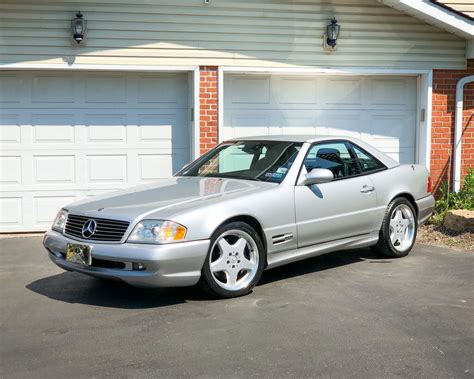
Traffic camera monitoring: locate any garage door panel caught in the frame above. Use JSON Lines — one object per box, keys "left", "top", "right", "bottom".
{"left": 279, "top": 111, "right": 317, "bottom": 134}
{"left": 324, "top": 114, "right": 364, "bottom": 139}
{"left": 0, "top": 115, "right": 21, "bottom": 143}
{"left": 85, "top": 114, "right": 128, "bottom": 143}
{"left": 368, "top": 113, "right": 416, "bottom": 143}
{"left": 224, "top": 112, "right": 270, "bottom": 140}
{"left": 370, "top": 78, "right": 416, "bottom": 109}
{"left": 137, "top": 113, "right": 189, "bottom": 147}
{"left": 86, "top": 155, "right": 127, "bottom": 184}
{"left": 138, "top": 115, "right": 174, "bottom": 141}
{"left": 32, "top": 75, "right": 74, "bottom": 103}
{"left": 228, "top": 75, "right": 271, "bottom": 105}
{"left": 278, "top": 77, "right": 317, "bottom": 104}
{"left": 0, "top": 198, "right": 22, "bottom": 227}
{"left": 32, "top": 115, "right": 76, "bottom": 143}
{"left": 280, "top": 115, "right": 316, "bottom": 128}
{"left": 0, "top": 156, "right": 21, "bottom": 185}
{"left": 86, "top": 125, "right": 127, "bottom": 143}
{"left": 85, "top": 75, "right": 127, "bottom": 104}
{"left": 33, "top": 155, "right": 75, "bottom": 184}
{"left": 0, "top": 71, "right": 191, "bottom": 232}
{"left": 0, "top": 75, "right": 22, "bottom": 103}
{"left": 324, "top": 78, "right": 364, "bottom": 106}
{"left": 138, "top": 154, "right": 174, "bottom": 182}
{"left": 137, "top": 75, "right": 187, "bottom": 106}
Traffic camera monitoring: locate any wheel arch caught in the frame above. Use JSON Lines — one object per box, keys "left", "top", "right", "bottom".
{"left": 215, "top": 215, "right": 267, "bottom": 255}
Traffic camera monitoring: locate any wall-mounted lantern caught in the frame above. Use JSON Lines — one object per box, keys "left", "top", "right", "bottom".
{"left": 326, "top": 18, "right": 340, "bottom": 49}
{"left": 71, "top": 11, "right": 87, "bottom": 44}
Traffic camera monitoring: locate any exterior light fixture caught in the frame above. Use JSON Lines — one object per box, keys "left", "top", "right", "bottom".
{"left": 326, "top": 18, "right": 340, "bottom": 48}
{"left": 71, "top": 11, "right": 87, "bottom": 44}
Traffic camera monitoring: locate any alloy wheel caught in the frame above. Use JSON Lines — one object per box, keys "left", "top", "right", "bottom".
{"left": 209, "top": 229, "right": 259, "bottom": 291}
{"left": 389, "top": 204, "right": 416, "bottom": 252}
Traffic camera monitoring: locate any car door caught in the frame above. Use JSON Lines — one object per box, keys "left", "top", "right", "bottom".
{"left": 294, "top": 141, "right": 379, "bottom": 248}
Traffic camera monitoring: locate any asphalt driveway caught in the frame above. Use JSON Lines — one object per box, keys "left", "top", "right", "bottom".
{"left": 0, "top": 236, "right": 472, "bottom": 378}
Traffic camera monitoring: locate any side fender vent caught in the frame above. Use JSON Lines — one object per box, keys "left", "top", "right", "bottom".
{"left": 272, "top": 233, "right": 294, "bottom": 245}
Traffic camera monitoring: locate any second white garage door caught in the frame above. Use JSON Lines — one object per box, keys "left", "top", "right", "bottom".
{"left": 223, "top": 74, "right": 417, "bottom": 164}
{"left": 0, "top": 71, "right": 191, "bottom": 232}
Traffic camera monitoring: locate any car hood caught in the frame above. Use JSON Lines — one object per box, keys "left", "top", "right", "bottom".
{"left": 66, "top": 176, "right": 275, "bottom": 222}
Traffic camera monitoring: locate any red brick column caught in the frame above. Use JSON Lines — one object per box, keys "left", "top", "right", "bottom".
{"left": 431, "top": 60, "right": 474, "bottom": 193}
{"left": 199, "top": 66, "right": 218, "bottom": 155}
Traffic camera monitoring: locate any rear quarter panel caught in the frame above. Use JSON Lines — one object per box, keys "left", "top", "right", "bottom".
{"left": 369, "top": 164, "right": 430, "bottom": 230}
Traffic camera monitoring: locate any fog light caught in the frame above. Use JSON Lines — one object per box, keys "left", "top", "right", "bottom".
{"left": 132, "top": 262, "right": 146, "bottom": 271}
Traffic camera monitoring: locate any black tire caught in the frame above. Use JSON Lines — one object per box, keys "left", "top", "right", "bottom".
{"left": 199, "top": 221, "right": 266, "bottom": 299}
{"left": 372, "top": 197, "right": 418, "bottom": 258}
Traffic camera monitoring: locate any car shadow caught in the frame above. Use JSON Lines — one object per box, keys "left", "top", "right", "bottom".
{"left": 26, "top": 248, "right": 388, "bottom": 309}
{"left": 26, "top": 273, "right": 209, "bottom": 309}
{"left": 258, "top": 247, "right": 387, "bottom": 286}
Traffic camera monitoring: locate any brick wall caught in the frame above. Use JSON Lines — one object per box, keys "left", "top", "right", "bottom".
{"left": 199, "top": 66, "right": 218, "bottom": 155}
{"left": 431, "top": 60, "right": 474, "bottom": 192}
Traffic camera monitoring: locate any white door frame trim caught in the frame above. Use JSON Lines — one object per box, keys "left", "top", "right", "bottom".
{"left": 218, "top": 66, "right": 433, "bottom": 170}
{"left": 0, "top": 63, "right": 201, "bottom": 160}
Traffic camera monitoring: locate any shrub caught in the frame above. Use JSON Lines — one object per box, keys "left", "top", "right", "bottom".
{"left": 431, "top": 169, "right": 474, "bottom": 225}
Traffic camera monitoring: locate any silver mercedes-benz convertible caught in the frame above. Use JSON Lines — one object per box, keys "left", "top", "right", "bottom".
{"left": 43, "top": 135, "right": 435, "bottom": 298}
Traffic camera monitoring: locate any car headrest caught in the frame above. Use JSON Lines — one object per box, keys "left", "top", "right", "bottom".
{"left": 316, "top": 148, "right": 341, "bottom": 163}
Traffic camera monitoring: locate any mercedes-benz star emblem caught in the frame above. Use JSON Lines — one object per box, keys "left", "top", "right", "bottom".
{"left": 82, "top": 219, "right": 97, "bottom": 239}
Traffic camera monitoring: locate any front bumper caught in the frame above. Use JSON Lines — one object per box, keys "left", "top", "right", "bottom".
{"left": 416, "top": 194, "right": 435, "bottom": 225}
{"left": 43, "top": 230, "right": 210, "bottom": 288}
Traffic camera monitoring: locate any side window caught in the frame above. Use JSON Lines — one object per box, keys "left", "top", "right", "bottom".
{"left": 304, "top": 142, "right": 361, "bottom": 179}
{"left": 350, "top": 144, "right": 386, "bottom": 173}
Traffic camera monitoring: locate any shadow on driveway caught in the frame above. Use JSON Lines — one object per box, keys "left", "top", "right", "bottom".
{"left": 258, "top": 247, "right": 387, "bottom": 285}
{"left": 26, "top": 247, "right": 388, "bottom": 309}
{"left": 26, "top": 273, "right": 205, "bottom": 309}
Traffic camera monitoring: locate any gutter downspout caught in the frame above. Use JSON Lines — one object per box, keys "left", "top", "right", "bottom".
{"left": 453, "top": 75, "right": 474, "bottom": 193}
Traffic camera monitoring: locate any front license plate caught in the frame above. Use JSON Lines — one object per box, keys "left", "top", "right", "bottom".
{"left": 66, "top": 243, "right": 92, "bottom": 266}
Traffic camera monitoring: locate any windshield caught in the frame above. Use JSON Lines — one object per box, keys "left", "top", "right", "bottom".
{"left": 179, "top": 140, "right": 302, "bottom": 183}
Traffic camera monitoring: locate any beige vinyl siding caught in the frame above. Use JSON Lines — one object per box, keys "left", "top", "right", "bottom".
{"left": 0, "top": 0, "right": 466, "bottom": 69}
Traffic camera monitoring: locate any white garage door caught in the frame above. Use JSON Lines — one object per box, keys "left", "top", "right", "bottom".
{"left": 0, "top": 71, "right": 191, "bottom": 232}
{"left": 223, "top": 74, "right": 417, "bottom": 164}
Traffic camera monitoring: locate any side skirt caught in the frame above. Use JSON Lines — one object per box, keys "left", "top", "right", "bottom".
{"left": 265, "top": 232, "right": 379, "bottom": 270}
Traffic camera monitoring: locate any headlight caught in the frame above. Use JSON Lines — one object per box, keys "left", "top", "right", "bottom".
{"left": 127, "top": 220, "right": 187, "bottom": 244}
{"left": 52, "top": 209, "right": 68, "bottom": 232}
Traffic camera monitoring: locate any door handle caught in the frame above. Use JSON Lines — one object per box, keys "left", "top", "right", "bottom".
{"left": 360, "top": 185, "right": 375, "bottom": 193}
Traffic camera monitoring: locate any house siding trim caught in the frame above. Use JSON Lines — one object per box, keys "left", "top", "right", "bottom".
{"left": 0, "top": 0, "right": 467, "bottom": 70}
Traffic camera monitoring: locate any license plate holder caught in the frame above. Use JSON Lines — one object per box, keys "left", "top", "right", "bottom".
{"left": 66, "top": 243, "right": 92, "bottom": 266}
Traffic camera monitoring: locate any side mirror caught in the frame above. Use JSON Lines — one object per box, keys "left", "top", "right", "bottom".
{"left": 303, "top": 168, "right": 334, "bottom": 186}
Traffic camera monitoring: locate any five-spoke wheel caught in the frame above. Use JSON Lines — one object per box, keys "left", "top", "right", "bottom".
{"left": 200, "top": 222, "right": 265, "bottom": 298}
{"left": 373, "top": 197, "right": 418, "bottom": 258}
{"left": 389, "top": 204, "right": 416, "bottom": 252}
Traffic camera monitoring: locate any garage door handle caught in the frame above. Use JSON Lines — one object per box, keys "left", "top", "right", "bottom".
{"left": 360, "top": 185, "right": 375, "bottom": 193}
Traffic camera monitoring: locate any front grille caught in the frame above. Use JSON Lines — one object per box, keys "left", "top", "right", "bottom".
{"left": 64, "top": 214, "right": 130, "bottom": 242}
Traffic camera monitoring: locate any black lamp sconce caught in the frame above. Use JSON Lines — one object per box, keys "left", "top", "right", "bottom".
{"left": 325, "top": 17, "right": 341, "bottom": 50}
{"left": 71, "top": 11, "right": 87, "bottom": 44}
